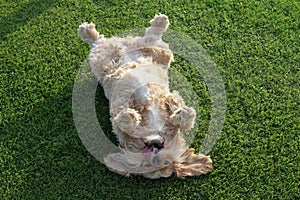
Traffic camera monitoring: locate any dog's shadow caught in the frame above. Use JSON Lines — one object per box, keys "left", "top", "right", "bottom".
{"left": 4, "top": 79, "right": 212, "bottom": 198}
{"left": 0, "top": 0, "right": 59, "bottom": 40}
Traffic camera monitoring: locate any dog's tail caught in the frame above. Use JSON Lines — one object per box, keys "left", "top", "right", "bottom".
{"left": 78, "top": 22, "right": 104, "bottom": 46}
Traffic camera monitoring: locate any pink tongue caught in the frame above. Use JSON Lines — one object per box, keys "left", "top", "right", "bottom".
{"left": 142, "top": 146, "right": 157, "bottom": 160}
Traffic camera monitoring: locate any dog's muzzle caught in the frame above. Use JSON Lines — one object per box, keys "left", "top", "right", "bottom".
{"left": 142, "top": 135, "right": 164, "bottom": 163}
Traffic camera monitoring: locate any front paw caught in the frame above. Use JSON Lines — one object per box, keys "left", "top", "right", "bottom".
{"left": 113, "top": 108, "right": 141, "bottom": 133}
{"left": 170, "top": 107, "right": 196, "bottom": 131}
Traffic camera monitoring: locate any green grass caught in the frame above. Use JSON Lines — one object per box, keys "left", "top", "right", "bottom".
{"left": 1, "top": 0, "right": 299, "bottom": 199}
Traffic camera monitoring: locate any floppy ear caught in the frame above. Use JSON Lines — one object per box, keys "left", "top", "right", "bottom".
{"left": 173, "top": 148, "right": 212, "bottom": 178}
{"left": 104, "top": 151, "right": 143, "bottom": 177}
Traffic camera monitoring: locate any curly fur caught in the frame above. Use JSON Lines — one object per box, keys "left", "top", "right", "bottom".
{"left": 78, "top": 14, "right": 212, "bottom": 178}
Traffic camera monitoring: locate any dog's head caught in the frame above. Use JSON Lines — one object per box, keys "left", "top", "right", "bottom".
{"left": 105, "top": 86, "right": 212, "bottom": 178}
{"left": 104, "top": 133, "right": 212, "bottom": 178}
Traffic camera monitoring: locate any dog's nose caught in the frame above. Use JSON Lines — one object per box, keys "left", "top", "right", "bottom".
{"left": 149, "top": 139, "right": 164, "bottom": 149}
{"left": 146, "top": 139, "right": 164, "bottom": 149}
{"left": 143, "top": 135, "right": 164, "bottom": 149}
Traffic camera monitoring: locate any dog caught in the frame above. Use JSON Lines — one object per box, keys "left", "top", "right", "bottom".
{"left": 78, "top": 14, "right": 212, "bottom": 178}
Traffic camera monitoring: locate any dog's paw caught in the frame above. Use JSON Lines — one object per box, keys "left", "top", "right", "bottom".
{"left": 78, "top": 22, "right": 104, "bottom": 45}
{"left": 170, "top": 106, "right": 196, "bottom": 131}
{"left": 150, "top": 14, "right": 169, "bottom": 28}
{"left": 78, "top": 22, "right": 95, "bottom": 33}
{"left": 114, "top": 108, "right": 141, "bottom": 133}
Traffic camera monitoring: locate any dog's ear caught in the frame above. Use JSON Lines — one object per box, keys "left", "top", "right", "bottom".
{"left": 104, "top": 151, "right": 143, "bottom": 177}
{"left": 105, "top": 151, "right": 171, "bottom": 178}
{"left": 173, "top": 148, "right": 212, "bottom": 178}
{"left": 165, "top": 91, "right": 196, "bottom": 130}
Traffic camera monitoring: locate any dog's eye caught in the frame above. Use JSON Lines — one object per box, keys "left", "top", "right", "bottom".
{"left": 152, "top": 156, "right": 160, "bottom": 165}
{"left": 164, "top": 160, "right": 170, "bottom": 165}
{"left": 145, "top": 163, "right": 152, "bottom": 167}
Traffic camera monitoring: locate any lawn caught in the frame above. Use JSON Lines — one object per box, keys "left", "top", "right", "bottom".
{"left": 1, "top": 0, "right": 299, "bottom": 199}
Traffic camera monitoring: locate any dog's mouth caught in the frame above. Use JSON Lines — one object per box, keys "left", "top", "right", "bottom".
{"left": 142, "top": 136, "right": 164, "bottom": 161}
{"left": 142, "top": 144, "right": 163, "bottom": 161}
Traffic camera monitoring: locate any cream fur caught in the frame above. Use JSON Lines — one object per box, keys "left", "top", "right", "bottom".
{"left": 78, "top": 14, "right": 212, "bottom": 178}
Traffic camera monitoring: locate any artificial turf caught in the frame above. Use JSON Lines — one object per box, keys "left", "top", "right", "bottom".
{"left": 1, "top": 0, "right": 299, "bottom": 199}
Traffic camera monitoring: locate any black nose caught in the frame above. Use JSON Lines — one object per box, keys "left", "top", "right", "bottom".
{"left": 146, "top": 139, "right": 164, "bottom": 149}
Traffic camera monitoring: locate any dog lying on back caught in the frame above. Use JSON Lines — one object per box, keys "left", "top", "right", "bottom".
{"left": 78, "top": 14, "right": 212, "bottom": 178}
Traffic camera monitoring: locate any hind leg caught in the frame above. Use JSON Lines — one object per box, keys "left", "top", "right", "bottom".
{"left": 78, "top": 22, "right": 105, "bottom": 46}
{"left": 142, "top": 14, "right": 173, "bottom": 68}
{"left": 145, "top": 14, "right": 169, "bottom": 38}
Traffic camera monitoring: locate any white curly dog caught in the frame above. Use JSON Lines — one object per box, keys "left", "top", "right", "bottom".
{"left": 78, "top": 14, "right": 212, "bottom": 178}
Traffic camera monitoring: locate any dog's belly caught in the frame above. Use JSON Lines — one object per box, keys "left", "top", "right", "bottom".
{"left": 107, "top": 64, "right": 170, "bottom": 138}
{"left": 108, "top": 64, "right": 169, "bottom": 111}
